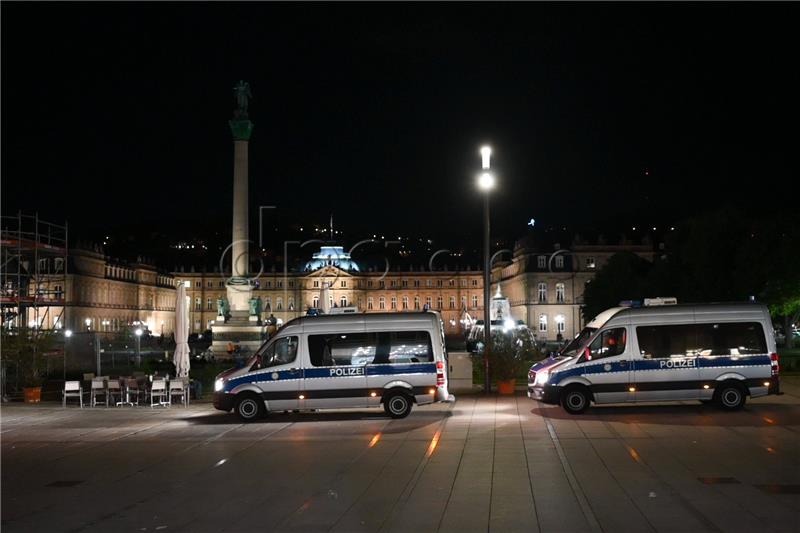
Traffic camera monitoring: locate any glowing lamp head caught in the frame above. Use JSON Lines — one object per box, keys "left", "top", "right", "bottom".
{"left": 480, "top": 145, "right": 492, "bottom": 169}
{"left": 85, "top": 318, "right": 92, "bottom": 326}
{"left": 135, "top": 328, "right": 143, "bottom": 337}
{"left": 64, "top": 329, "right": 73, "bottom": 338}
{"left": 478, "top": 172, "right": 495, "bottom": 191}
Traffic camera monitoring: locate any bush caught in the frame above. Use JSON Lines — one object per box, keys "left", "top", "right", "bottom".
{"left": 487, "top": 328, "right": 541, "bottom": 381}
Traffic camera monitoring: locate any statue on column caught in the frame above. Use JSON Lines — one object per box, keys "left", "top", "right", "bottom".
{"left": 216, "top": 297, "right": 229, "bottom": 318}
{"left": 248, "top": 297, "right": 262, "bottom": 317}
{"left": 233, "top": 80, "right": 252, "bottom": 117}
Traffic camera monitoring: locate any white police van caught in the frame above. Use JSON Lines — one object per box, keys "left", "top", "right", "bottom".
{"left": 528, "top": 302, "right": 780, "bottom": 414}
{"left": 214, "top": 312, "right": 454, "bottom": 421}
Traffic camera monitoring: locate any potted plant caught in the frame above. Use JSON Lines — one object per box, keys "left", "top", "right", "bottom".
{"left": 2, "top": 327, "right": 52, "bottom": 402}
{"left": 488, "top": 327, "right": 540, "bottom": 394}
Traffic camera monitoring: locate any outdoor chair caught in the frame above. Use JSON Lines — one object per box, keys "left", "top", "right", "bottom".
{"left": 90, "top": 378, "right": 107, "bottom": 407}
{"left": 169, "top": 379, "right": 187, "bottom": 407}
{"left": 62, "top": 381, "right": 83, "bottom": 408}
{"left": 108, "top": 379, "right": 124, "bottom": 406}
{"left": 151, "top": 379, "right": 169, "bottom": 407}
{"left": 124, "top": 378, "right": 142, "bottom": 406}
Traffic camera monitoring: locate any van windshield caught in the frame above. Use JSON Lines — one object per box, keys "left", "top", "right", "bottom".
{"left": 561, "top": 327, "right": 596, "bottom": 357}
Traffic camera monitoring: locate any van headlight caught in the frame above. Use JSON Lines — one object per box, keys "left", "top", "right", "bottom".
{"left": 214, "top": 379, "right": 224, "bottom": 392}
{"left": 534, "top": 371, "right": 549, "bottom": 386}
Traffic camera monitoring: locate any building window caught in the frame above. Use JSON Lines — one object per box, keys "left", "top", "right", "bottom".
{"left": 340, "top": 280, "right": 346, "bottom": 288}
{"left": 472, "top": 279, "right": 478, "bottom": 287}
{"left": 437, "top": 296, "right": 443, "bottom": 309}
{"left": 276, "top": 298, "right": 283, "bottom": 311}
{"left": 289, "top": 297, "right": 295, "bottom": 311}
{"left": 537, "top": 256, "right": 546, "bottom": 269}
{"left": 426, "top": 279, "right": 432, "bottom": 288}
{"left": 426, "top": 296, "right": 432, "bottom": 308}
{"left": 461, "top": 296, "right": 467, "bottom": 309}
{"left": 312, "top": 296, "right": 319, "bottom": 308}
{"left": 414, "top": 296, "right": 420, "bottom": 310}
{"left": 379, "top": 280, "right": 385, "bottom": 288}
{"left": 472, "top": 295, "right": 479, "bottom": 308}
{"left": 207, "top": 298, "right": 213, "bottom": 310}
{"left": 313, "top": 280, "right": 319, "bottom": 288}
{"left": 449, "top": 279, "right": 455, "bottom": 287}
{"left": 556, "top": 315, "right": 566, "bottom": 333}
{"left": 219, "top": 281, "right": 225, "bottom": 287}
{"left": 391, "top": 297, "right": 397, "bottom": 310}
{"left": 207, "top": 281, "right": 212, "bottom": 288}
{"left": 586, "top": 257, "right": 596, "bottom": 269}
{"left": 265, "top": 297, "right": 271, "bottom": 311}
{"left": 289, "top": 281, "right": 294, "bottom": 288}
{"left": 437, "top": 280, "right": 443, "bottom": 288}
{"left": 277, "top": 280, "right": 283, "bottom": 289}
{"left": 449, "top": 296, "right": 456, "bottom": 309}
{"left": 555, "top": 256, "right": 564, "bottom": 269}
{"left": 402, "top": 280, "right": 408, "bottom": 288}
{"left": 379, "top": 297, "right": 386, "bottom": 310}
{"left": 556, "top": 283, "right": 565, "bottom": 303}
{"left": 368, "top": 297, "right": 374, "bottom": 310}
{"left": 264, "top": 281, "right": 271, "bottom": 288}
{"left": 340, "top": 296, "right": 347, "bottom": 307}
{"left": 539, "top": 314, "right": 548, "bottom": 333}
{"left": 194, "top": 297, "right": 201, "bottom": 311}
{"left": 368, "top": 280, "right": 373, "bottom": 288}
{"left": 402, "top": 296, "right": 409, "bottom": 309}
{"left": 414, "top": 280, "right": 420, "bottom": 287}
{"left": 195, "top": 281, "right": 201, "bottom": 288}
{"left": 538, "top": 283, "right": 547, "bottom": 303}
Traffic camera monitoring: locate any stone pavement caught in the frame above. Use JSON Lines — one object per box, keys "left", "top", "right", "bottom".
{"left": 2, "top": 380, "right": 800, "bottom": 532}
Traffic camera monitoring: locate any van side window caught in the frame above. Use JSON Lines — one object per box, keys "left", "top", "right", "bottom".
{"left": 636, "top": 324, "right": 695, "bottom": 359}
{"left": 587, "top": 328, "right": 626, "bottom": 360}
{"left": 308, "top": 333, "right": 376, "bottom": 367}
{"left": 695, "top": 322, "right": 766, "bottom": 356}
{"left": 256, "top": 336, "right": 298, "bottom": 369}
{"left": 372, "top": 331, "right": 433, "bottom": 364}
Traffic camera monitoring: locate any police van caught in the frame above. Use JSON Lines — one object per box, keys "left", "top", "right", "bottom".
{"left": 528, "top": 302, "right": 780, "bottom": 414}
{"left": 214, "top": 312, "right": 454, "bottom": 421}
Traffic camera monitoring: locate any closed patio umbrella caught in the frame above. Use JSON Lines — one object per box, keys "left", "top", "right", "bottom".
{"left": 320, "top": 282, "right": 331, "bottom": 314}
{"left": 173, "top": 282, "right": 190, "bottom": 378}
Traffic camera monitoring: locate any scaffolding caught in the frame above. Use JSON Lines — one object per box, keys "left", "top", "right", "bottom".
{"left": 1, "top": 212, "right": 68, "bottom": 332}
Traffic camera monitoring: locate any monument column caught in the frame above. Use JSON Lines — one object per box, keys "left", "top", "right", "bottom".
{"left": 227, "top": 80, "right": 254, "bottom": 312}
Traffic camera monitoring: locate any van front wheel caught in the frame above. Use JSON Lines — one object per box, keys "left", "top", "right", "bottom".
{"left": 384, "top": 392, "right": 413, "bottom": 419}
{"left": 236, "top": 393, "right": 265, "bottom": 422}
{"left": 561, "top": 386, "right": 590, "bottom": 415}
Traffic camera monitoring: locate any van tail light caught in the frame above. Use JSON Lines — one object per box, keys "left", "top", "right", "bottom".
{"left": 770, "top": 353, "right": 779, "bottom": 376}
{"left": 436, "top": 360, "right": 445, "bottom": 387}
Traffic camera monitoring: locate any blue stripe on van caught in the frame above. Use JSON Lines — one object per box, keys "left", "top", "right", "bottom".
{"left": 225, "top": 363, "right": 438, "bottom": 392}
{"left": 550, "top": 355, "right": 771, "bottom": 386}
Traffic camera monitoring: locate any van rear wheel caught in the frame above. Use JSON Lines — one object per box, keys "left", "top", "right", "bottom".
{"left": 384, "top": 392, "right": 413, "bottom": 419}
{"left": 715, "top": 382, "right": 746, "bottom": 411}
{"left": 236, "top": 393, "right": 265, "bottom": 422}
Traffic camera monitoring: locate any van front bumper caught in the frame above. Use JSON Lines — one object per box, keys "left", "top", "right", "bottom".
{"left": 213, "top": 392, "right": 234, "bottom": 412}
{"left": 527, "top": 384, "right": 560, "bottom": 404}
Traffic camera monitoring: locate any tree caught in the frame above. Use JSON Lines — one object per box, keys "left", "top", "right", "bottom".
{"left": 582, "top": 252, "right": 655, "bottom": 319}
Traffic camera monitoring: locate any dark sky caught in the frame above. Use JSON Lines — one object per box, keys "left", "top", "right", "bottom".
{"left": 3, "top": 3, "right": 797, "bottom": 252}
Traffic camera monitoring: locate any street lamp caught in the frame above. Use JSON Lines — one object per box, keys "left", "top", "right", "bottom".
{"left": 477, "top": 145, "right": 494, "bottom": 394}
{"left": 85, "top": 317, "right": 92, "bottom": 331}
{"left": 134, "top": 328, "right": 143, "bottom": 367}
{"left": 63, "top": 329, "right": 72, "bottom": 380}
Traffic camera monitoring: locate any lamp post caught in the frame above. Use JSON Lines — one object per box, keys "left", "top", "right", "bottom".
{"left": 63, "top": 329, "right": 72, "bottom": 381}
{"left": 478, "top": 146, "right": 495, "bottom": 394}
{"left": 134, "top": 328, "right": 143, "bottom": 367}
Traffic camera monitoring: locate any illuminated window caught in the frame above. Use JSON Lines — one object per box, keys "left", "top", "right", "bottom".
{"left": 402, "top": 296, "right": 409, "bottom": 309}
{"left": 414, "top": 296, "right": 420, "bottom": 310}
{"left": 391, "top": 297, "right": 397, "bottom": 310}
{"left": 379, "top": 297, "right": 386, "bottom": 310}
{"left": 538, "top": 283, "right": 547, "bottom": 303}
{"left": 539, "top": 314, "right": 548, "bottom": 332}
{"left": 556, "top": 314, "right": 565, "bottom": 333}
{"left": 449, "top": 296, "right": 456, "bottom": 309}
{"left": 194, "top": 297, "right": 201, "bottom": 311}
{"left": 367, "top": 297, "right": 374, "bottom": 310}
{"left": 472, "top": 295, "right": 479, "bottom": 308}
{"left": 586, "top": 257, "right": 596, "bottom": 269}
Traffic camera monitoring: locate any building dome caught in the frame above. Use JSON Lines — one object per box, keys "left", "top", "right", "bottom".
{"left": 304, "top": 246, "right": 360, "bottom": 272}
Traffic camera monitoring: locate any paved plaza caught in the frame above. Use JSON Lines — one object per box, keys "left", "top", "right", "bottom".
{"left": 2, "top": 381, "right": 800, "bottom": 533}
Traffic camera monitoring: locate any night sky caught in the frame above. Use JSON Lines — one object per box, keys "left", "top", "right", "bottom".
{"left": 2, "top": 4, "right": 797, "bottom": 257}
